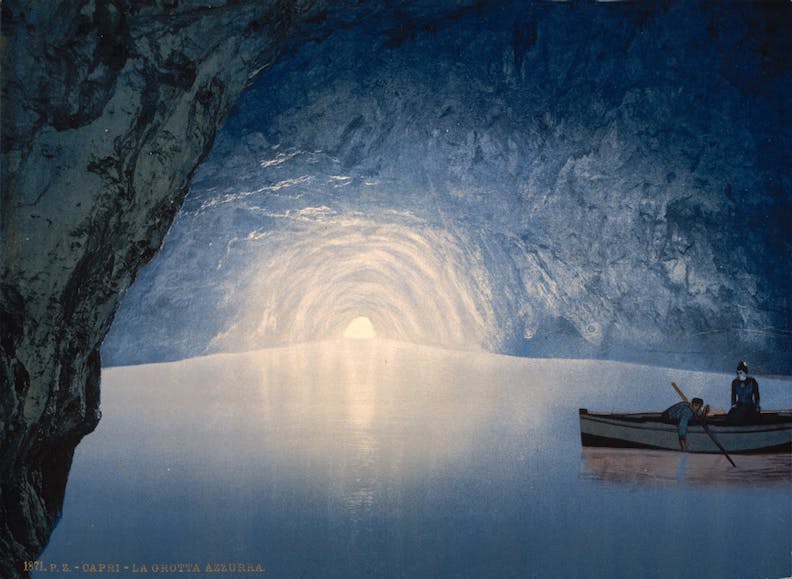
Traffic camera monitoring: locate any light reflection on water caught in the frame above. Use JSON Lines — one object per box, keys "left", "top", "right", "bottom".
{"left": 39, "top": 342, "right": 791, "bottom": 579}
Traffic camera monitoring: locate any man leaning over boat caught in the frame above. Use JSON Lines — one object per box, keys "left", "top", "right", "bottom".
{"left": 661, "top": 397, "right": 709, "bottom": 451}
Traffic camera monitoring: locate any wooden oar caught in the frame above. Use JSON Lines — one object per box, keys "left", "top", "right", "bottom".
{"left": 699, "top": 416, "right": 737, "bottom": 467}
{"left": 671, "top": 382, "right": 736, "bottom": 467}
{"left": 671, "top": 382, "right": 688, "bottom": 403}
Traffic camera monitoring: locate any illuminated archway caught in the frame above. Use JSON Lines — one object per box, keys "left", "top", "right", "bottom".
{"left": 343, "top": 316, "right": 377, "bottom": 340}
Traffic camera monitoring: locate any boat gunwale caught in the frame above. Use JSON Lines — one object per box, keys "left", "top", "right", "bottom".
{"left": 580, "top": 414, "right": 792, "bottom": 435}
{"left": 579, "top": 409, "right": 792, "bottom": 429}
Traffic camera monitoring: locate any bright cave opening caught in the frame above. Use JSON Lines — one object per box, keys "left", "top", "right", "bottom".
{"left": 343, "top": 316, "right": 377, "bottom": 340}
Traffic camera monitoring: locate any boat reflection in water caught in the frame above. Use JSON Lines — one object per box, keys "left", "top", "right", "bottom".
{"left": 581, "top": 448, "right": 792, "bottom": 489}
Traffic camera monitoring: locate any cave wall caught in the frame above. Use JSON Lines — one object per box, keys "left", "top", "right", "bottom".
{"left": 105, "top": 0, "right": 792, "bottom": 373}
{"left": 1, "top": 0, "right": 444, "bottom": 571}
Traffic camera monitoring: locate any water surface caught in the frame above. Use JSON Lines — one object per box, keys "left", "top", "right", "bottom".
{"left": 40, "top": 342, "right": 792, "bottom": 578}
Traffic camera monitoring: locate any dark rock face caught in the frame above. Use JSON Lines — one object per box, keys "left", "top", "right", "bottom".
{"left": 0, "top": 0, "right": 414, "bottom": 573}
{"left": 1, "top": 0, "right": 790, "bottom": 575}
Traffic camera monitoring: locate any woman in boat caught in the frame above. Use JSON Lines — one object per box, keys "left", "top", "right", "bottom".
{"left": 662, "top": 397, "right": 708, "bottom": 451}
{"left": 727, "top": 361, "right": 760, "bottom": 424}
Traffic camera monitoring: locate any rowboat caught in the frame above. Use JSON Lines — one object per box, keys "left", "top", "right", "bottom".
{"left": 579, "top": 408, "right": 792, "bottom": 454}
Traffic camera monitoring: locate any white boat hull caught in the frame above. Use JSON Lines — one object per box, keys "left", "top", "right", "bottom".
{"left": 579, "top": 409, "right": 792, "bottom": 454}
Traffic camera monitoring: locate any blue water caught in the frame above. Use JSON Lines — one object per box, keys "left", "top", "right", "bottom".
{"left": 39, "top": 342, "right": 792, "bottom": 578}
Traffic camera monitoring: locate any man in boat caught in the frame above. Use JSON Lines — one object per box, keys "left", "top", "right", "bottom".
{"left": 661, "top": 397, "right": 709, "bottom": 451}
{"left": 727, "top": 360, "right": 761, "bottom": 424}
